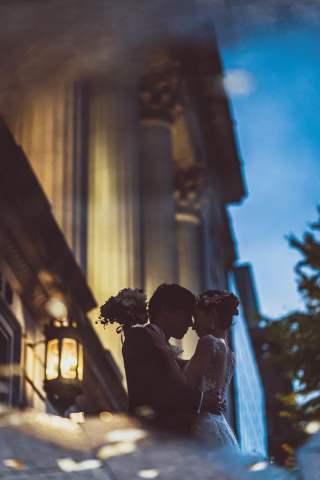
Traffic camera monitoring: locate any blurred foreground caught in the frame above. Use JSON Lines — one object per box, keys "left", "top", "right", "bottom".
{"left": 0, "top": 406, "right": 319, "bottom": 479}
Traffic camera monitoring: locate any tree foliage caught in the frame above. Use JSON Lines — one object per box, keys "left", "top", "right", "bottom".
{"left": 268, "top": 206, "right": 320, "bottom": 440}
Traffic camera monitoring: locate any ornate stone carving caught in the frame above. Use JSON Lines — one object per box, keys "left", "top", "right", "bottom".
{"left": 139, "top": 56, "right": 183, "bottom": 123}
{"left": 173, "top": 163, "right": 210, "bottom": 212}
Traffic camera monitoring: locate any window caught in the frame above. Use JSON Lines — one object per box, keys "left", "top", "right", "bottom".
{"left": 0, "top": 299, "right": 21, "bottom": 406}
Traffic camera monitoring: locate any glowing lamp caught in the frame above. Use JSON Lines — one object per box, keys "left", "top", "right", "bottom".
{"left": 44, "top": 320, "right": 84, "bottom": 414}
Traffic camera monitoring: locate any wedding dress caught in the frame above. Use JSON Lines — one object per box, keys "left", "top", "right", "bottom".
{"left": 184, "top": 335, "right": 239, "bottom": 449}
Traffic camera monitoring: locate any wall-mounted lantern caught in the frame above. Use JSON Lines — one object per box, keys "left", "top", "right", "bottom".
{"left": 43, "top": 299, "right": 84, "bottom": 414}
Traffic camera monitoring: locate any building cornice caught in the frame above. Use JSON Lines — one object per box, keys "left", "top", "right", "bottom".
{"left": 139, "top": 53, "right": 183, "bottom": 124}
{"left": 176, "top": 30, "right": 247, "bottom": 204}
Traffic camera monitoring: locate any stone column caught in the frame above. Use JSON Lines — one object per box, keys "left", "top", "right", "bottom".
{"left": 87, "top": 80, "right": 142, "bottom": 368}
{"left": 139, "top": 57, "right": 182, "bottom": 296}
{"left": 174, "top": 164, "right": 210, "bottom": 357}
{"left": 5, "top": 83, "right": 87, "bottom": 269}
{"left": 176, "top": 212, "right": 203, "bottom": 295}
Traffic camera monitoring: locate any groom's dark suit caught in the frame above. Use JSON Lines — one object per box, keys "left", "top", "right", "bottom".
{"left": 122, "top": 324, "right": 202, "bottom": 419}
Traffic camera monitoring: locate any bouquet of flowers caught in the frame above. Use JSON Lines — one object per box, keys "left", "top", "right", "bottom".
{"left": 98, "top": 288, "right": 148, "bottom": 333}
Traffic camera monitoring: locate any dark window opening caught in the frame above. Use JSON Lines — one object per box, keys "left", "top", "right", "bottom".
{"left": 0, "top": 302, "right": 22, "bottom": 406}
{"left": 4, "top": 282, "right": 13, "bottom": 305}
{"left": 0, "top": 326, "right": 10, "bottom": 404}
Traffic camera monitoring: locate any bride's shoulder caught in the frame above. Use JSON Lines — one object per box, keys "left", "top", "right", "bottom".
{"left": 197, "top": 335, "right": 226, "bottom": 353}
{"left": 198, "top": 334, "right": 225, "bottom": 344}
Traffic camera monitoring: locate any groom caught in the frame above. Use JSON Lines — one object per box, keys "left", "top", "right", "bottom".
{"left": 122, "top": 283, "right": 224, "bottom": 430}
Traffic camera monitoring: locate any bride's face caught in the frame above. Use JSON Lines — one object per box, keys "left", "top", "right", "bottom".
{"left": 193, "top": 307, "right": 215, "bottom": 337}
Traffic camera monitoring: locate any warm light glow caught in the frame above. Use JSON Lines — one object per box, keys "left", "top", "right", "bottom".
{"left": 33, "top": 413, "right": 80, "bottom": 433}
{"left": 70, "top": 412, "right": 85, "bottom": 424}
{"left": 99, "top": 411, "right": 113, "bottom": 422}
{"left": 77, "top": 343, "right": 83, "bottom": 381}
{"left": 57, "top": 458, "right": 101, "bottom": 472}
{"left": 46, "top": 339, "right": 59, "bottom": 380}
{"left": 97, "top": 442, "right": 136, "bottom": 459}
{"left": 104, "top": 428, "right": 147, "bottom": 443}
{"left": 38, "top": 270, "right": 54, "bottom": 284}
{"left": 45, "top": 297, "right": 67, "bottom": 319}
{"left": 305, "top": 421, "right": 320, "bottom": 434}
{"left": 138, "top": 469, "right": 159, "bottom": 479}
{"left": 3, "top": 459, "right": 26, "bottom": 470}
{"left": 61, "top": 338, "right": 77, "bottom": 379}
{"left": 249, "top": 462, "right": 268, "bottom": 472}
{"left": 96, "top": 427, "right": 147, "bottom": 460}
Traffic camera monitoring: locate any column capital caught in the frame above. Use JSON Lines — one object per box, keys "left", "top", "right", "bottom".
{"left": 174, "top": 163, "right": 211, "bottom": 215}
{"left": 175, "top": 211, "right": 201, "bottom": 225}
{"left": 139, "top": 55, "right": 183, "bottom": 124}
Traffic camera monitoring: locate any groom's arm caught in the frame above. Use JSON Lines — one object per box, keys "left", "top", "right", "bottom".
{"left": 143, "top": 331, "right": 207, "bottom": 414}
{"left": 125, "top": 328, "right": 223, "bottom": 415}
{"left": 175, "top": 357, "right": 189, "bottom": 369}
{"left": 127, "top": 328, "right": 202, "bottom": 414}
{"left": 147, "top": 334, "right": 225, "bottom": 415}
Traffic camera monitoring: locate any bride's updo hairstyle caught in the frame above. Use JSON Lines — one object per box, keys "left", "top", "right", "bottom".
{"left": 98, "top": 288, "right": 148, "bottom": 333}
{"left": 196, "top": 290, "right": 240, "bottom": 330}
{"left": 149, "top": 283, "right": 195, "bottom": 322}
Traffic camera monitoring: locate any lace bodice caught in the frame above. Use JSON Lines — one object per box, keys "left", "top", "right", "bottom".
{"left": 203, "top": 336, "right": 235, "bottom": 399}
{"left": 187, "top": 335, "right": 235, "bottom": 400}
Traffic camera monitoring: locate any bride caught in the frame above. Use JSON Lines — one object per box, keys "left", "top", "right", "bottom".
{"left": 183, "top": 289, "right": 240, "bottom": 449}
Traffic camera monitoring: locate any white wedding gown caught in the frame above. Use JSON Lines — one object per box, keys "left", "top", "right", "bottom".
{"left": 185, "top": 335, "right": 239, "bottom": 449}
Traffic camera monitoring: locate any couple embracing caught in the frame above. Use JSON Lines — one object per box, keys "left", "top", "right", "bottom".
{"left": 99, "top": 283, "right": 240, "bottom": 450}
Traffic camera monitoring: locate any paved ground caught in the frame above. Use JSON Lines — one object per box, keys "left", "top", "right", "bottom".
{"left": 0, "top": 407, "right": 306, "bottom": 479}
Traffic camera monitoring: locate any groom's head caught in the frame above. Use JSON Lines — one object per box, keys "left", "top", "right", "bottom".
{"left": 148, "top": 284, "right": 195, "bottom": 339}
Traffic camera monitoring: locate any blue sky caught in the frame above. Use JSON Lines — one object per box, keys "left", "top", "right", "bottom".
{"left": 221, "top": 25, "right": 320, "bottom": 319}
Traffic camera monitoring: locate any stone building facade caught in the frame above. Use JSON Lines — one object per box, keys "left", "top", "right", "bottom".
{"left": 0, "top": 121, "right": 127, "bottom": 414}
{"left": 3, "top": 33, "right": 245, "bottom": 369}
{"left": 0, "top": 27, "right": 267, "bottom": 451}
